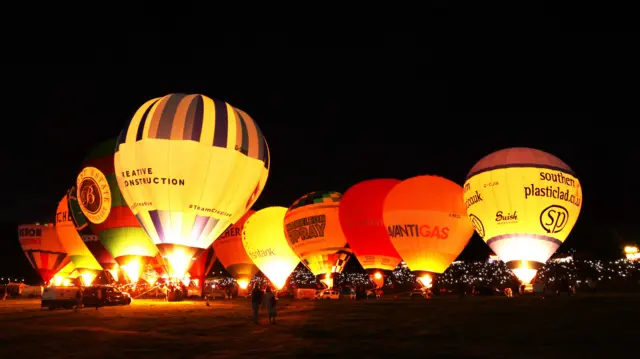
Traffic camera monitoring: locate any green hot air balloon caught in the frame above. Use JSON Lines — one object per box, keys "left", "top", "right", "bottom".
{"left": 76, "top": 138, "right": 160, "bottom": 283}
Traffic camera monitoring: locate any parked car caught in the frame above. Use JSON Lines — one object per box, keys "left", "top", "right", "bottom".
{"left": 83, "top": 286, "right": 132, "bottom": 306}
{"left": 316, "top": 289, "right": 340, "bottom": 300}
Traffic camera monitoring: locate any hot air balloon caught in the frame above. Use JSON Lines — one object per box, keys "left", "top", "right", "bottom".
{"left": 187, "top": 246, "right": 216, "bottom": 296}
{"left": 52, "top": 261, "right": 76, "bottom": 286}
{"left": 18, "top": 223, "right": 71, "bottom": 285}
{"left": 284, "top": 192, "right": 351, "bottom": 288}
{"left": 114, "top": 93, "right": 270, "bottom": 279}
{"left": 76, "top": 138, "right": 161, "bottom": 283}
{"left": 463, "top": 147, "right": 583, "bottom": 284}
{"left": 213, "top": 209, "right": 259, "bottom": 290}
{"left": 242, "top": 207, "right": 300, "bottom": 290}
{"left": 339, "top": 179, "right": 402, "bottom": 288}
{"left": 384, "top": 175, "right": 475, "bottom": 287}
{"left": 56, "top": 189, "right": 103, "bottom": 285}
{"left": 67, "top": 185, "right": 118, "bottom": 279}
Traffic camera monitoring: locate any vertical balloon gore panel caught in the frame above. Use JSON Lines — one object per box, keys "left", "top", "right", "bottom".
{"left": 55, "top": 194, "right": 103, "bottom": 274}
{"left": 81, "top": 234, "right": 117, "bottom": 270}
{"left": 189, "top": 246, "right": 216, "bottom": 293}
{"left": 284, "top": 192, "right": 351, "bottom": 277}
{"left": 242, "top": 207, "right": 300, "bottom": 290}
{"left": 98, "top": 226, "right": 158, "bottom": 265}
{"left": 339, "top": 179, "right": 403, "bottom": 272}
{"left": 463, "top": 167, "right": 582, "bottom": 265}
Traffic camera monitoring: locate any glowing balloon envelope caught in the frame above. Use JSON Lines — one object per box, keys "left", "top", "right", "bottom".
{"left": 242, "top": 207, "right": 299, "bottom": 289}
{"left": 284, "top": 191, "right": 351, "bottom": 288}
{"left": 339, "top": 179, "right": 402, "bottom": 287}
{"left": 115, "top": 93, "right": 270, "bottom": 278}
{"left": 463, "top": 147, "right": 583, "bottom": 284}
{"left": 56, "top": 189, "right": 103, "bottom": 285}
{"left": 188, "top": 246, "right": 216, "bottom": 293}
{"left": 77, "top": 138, "right": 160, "bottom": 283}
{"left": 213, "top": 209, "right": 259, "bottom": 289}
{"left": 384, "top": 175, "right": 475, "bottom": 285}
{"left": 67, "top": 185, "right": 118, "bottom": 272}
{"left": 18, "top": 223, "right": 71, "bottom": 284}
{"left": 53, "top": 261, "right": 76, "bottom": 286}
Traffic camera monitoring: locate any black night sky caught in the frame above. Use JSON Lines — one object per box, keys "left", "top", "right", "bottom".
{"left": 1, "top": 31, "right": 636, "bottom": 280}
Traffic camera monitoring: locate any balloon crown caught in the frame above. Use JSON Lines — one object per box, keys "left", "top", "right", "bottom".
{"left": 288, "top": 191, "right": 342, "bottom": 211}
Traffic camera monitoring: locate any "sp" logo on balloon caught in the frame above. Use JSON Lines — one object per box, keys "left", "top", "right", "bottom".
{"left": 539, "top": 205, "right": 569, "bottom": 234}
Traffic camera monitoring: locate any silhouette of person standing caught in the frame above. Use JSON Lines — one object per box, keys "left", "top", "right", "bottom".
{"left": 251, "top": 286, "right": 263, "bottom": 324}
{"left": 263, "top": 287, "right": 277, "bottom": 324}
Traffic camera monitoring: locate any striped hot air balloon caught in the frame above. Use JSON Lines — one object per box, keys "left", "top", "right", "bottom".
{"left": 114, "top": 93, "right": 270, "bottom": 279}
{"left": 18, "top": 223, "right": 70, "bottom": 284}
{"left": 76, "top": 138, "right": 160, "bottom": 283}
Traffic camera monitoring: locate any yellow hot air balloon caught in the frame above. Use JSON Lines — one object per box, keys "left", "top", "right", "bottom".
{"left": 463, "top": 147, "right": 583, "bottom": 284}
{"left": 52, "top": 261, "right": 76, "bottom": 286}
{"left": 284, "top": 191, "right": 351, "bottom": 288}
{"left": 242, "top": 207, "right": 300, "bottom": 290}
{"left": 383, "top": 175, "right": 475, "bottom": 287}
{"left": 114, "top": 93, "right": 270, "bottom": 279}
{"left": 55, "top": 190, "right": 103, "bottom": 285}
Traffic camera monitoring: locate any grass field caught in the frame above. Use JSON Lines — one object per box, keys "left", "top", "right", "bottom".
{"left": 0, "top": 294, "right": 636, "bottom": 358}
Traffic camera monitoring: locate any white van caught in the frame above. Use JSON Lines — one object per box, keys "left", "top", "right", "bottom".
{"left": 21, "top": 285, "right": 43, "bottom": 298}
{"left": 41, "top": 286, "right": 80, "bottom": 310}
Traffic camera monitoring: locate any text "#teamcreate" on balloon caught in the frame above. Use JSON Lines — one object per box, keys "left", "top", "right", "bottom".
{"left": 120, "top": 167, "right": 186, "bottom": 187}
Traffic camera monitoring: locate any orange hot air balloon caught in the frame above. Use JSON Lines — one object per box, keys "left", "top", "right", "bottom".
{"left": 18, "top": 223, "right": 71, "bottom": 284}
{"left": 56, "top": 189, "right": 103, "bottom": 285}
{"left": 383, "top": 175, "right": 475, "bottom": 287}
{"left": 213, "top": 210, "right": 259, "bottom": 290}
{"left": 339, "top": 179, "right": 402, "bottom": 288}
{"left": 284, "top": 192, "right": 351, "bottom": 288}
